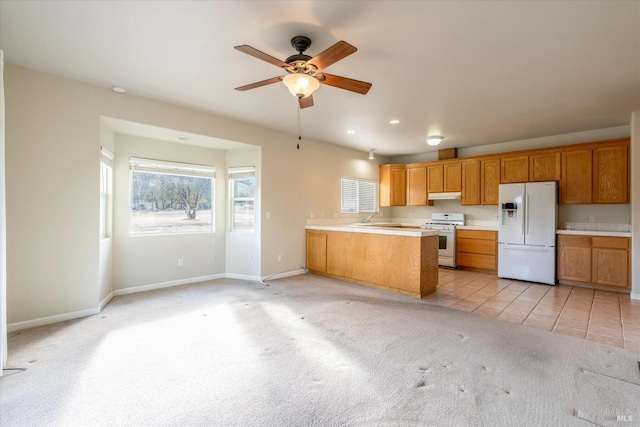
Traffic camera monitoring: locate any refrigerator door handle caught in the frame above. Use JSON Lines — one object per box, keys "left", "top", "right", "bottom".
{"left": 526, "top": 193, "right": 530, "bottom": 236}
{"left": 501, "top": 244, "right": 551, "bottom": 253}
{"left": 521, "top": 195, "right": 525, "bottom": 237}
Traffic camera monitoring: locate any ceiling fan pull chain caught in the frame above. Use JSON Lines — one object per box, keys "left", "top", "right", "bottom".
{"left": 297, "top": 100, "right": 301, "bottom": 149}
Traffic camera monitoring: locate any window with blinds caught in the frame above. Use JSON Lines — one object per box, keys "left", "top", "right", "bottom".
{"left": 229, "top": 167, "right": 255, "bottom": 231}
{"left": 128, "top": 157, "right": 215, "bottom": 235}
{"left": 340, "top": 178, "right": 378, "bottom": 213}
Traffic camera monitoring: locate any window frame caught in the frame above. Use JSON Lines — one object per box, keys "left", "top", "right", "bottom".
{"left": 340, "top": 177, "right": 379, "bottom": 214}
{"left": 228, "top": 166, "right": 256, "bottom": 232}
{"left": 128, "top": 157, "right": 216, "bottom": 236}
{"left": 100, "top": 147, "right": 113, "bottom": 239}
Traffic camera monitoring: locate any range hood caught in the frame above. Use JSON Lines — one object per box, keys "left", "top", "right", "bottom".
{"left": 428, "top": 192, "right": 462, "bottom": 201}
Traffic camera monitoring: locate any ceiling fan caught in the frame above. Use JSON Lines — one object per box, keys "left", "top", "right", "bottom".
{"left": 234, "top": 36, "right": 372, "bottom": 109}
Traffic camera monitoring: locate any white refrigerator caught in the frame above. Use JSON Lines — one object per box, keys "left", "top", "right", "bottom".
{"left": 498, "top": 181, "right": 557, "bottom": 285}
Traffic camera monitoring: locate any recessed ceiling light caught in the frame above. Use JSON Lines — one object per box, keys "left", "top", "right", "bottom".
{"left": 346, "top": 129, "right": 356, "bottom": 134}
{"left": 112, "top": 86, "right": 126, "bottom": 94}
{"left": 426, "top": 136, "right": 444, "bottom": 146}
{"left": 389, "top": 119, "right": 400, "bottom": 125}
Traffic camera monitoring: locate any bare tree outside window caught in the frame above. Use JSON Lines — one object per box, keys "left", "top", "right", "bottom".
{"left": 130, "top": 171, "right": 213, "bottom": 234}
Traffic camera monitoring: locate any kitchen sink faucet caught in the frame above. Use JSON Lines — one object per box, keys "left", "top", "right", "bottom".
{"left": 362, "top": 214, "right": 374, "bottom": 223}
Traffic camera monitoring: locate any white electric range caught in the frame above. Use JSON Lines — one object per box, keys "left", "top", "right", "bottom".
{"left": 420, "top": 213, "right": 465, "bottom": 267}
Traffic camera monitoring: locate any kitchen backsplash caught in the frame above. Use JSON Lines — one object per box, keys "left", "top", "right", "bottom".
{"left": 564, "top": 222, "right": 630, "bottom": 232}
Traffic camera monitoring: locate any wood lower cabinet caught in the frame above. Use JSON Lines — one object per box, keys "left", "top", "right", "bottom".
{"left": 380, "top": 164, "right": 406, "bottom": 206}
{"left": 306, "top": 231, "right": 327, "bottom": 272}
{"left": 480, "top": 159, "right": 500, "bottom": 205}
{"left": 591, "top": 237, "right": 629, "bottom": 288}
{"left": 557, "top": 235, "right": 630, "bottom": 289}
{"left": 406, "top": 164, "right": 428, "bottom": 205}
{"left": 461, "top": 160, "right": 480, "bottom": 205}
{"left": 557, "top": 235, "right": 591, "bottom": 282}
{"left": 456, "top": 229, "right": 497, "bottom": 271}
{"left": 306, "top": 229, "right": 439, "bottom": 298}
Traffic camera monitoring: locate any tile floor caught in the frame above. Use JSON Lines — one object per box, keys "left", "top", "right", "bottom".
{"left": 424, "top": 268, "right": 640, "bottom": 351}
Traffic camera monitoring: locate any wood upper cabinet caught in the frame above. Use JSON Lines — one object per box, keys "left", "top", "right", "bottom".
{"left": 406, "top": 164, "right": 428, "bottom": 206}
{"left": 444, "top": 162, "right": 462, "bottom": 192}
{"left": 480, "top": 158, "right": 500, "bottom": 205}
{"left": 593, "top": 144, "right": 628, "bottom": 204}
{"left": 560, "top": 149, "right": 592, "bottom": 204}
{"left": 380, "top": 164, "right": 406, "bottom": 206}
{"left": 591, "top": 237, "right": 629, "bottom": 288}
{"left": 461, "top": 160, "right": 480, "bottom": 205}
{"left": 557, "top": 235, "right": 591, "bottom": 283}
{"left": 500, "top": 155, "right": 529, "bottom": 184}
{"left": 529, "top": 152, "right": 561, "bottom": 182}
{"left": 427, "top": 164, "right": 444, "bottom": 193}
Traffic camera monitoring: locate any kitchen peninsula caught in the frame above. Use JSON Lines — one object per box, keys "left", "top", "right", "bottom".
{"left": 305, "top": 224, "right": 440, "bottom": 298}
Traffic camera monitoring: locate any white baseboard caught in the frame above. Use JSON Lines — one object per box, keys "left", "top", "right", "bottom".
{"left": 631, "top": 292, "right": 640, "bottom": 301}
{"left": 99, "top": 291, "right": 113, "bottom": 310}
{"left": 224, "top": 273, "right": 262, "bottom": 282}
{"left": 8, "top": 306, "right": 100, "bottom": 333}
{"left": 7, "top": 271, "right": 307, "bottom": 332}
{"left": 262, "top": 268, "right": 307, "bottom": 281}
{"left": 113, "top": 274, "right": 225, "bottom": 296}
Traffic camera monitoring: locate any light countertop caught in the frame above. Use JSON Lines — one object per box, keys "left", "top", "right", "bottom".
{"left": 556, "top": 229, "right": 631, "bottom": 237}
{"left": 305, "top": 224, "right": 439, "bottom": 237}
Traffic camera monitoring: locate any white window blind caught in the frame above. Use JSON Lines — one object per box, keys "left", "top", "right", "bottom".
{"left": 129, "top": 157, "right": 215, "bottom": 178}
{"left": 341, "top": 178, "right": 378, "bottom": 213}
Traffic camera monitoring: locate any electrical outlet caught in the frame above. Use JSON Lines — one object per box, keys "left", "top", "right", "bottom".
{"left": 178, "top": 259, "right": 184, "bottom": 267}
{"left": 310, "top": 212, "right": 314, "bottom": 219}
{"left": 589, "top": 216, "right": 595, "bottom": 223}
{"left": 277, "top": 254, "right": 282, "bottom": 262}
{"left": 266, "top": 212, "right": 271, "bottom": 220}
{"left": 333, "top": 213, "right": 338, "bottom": 219}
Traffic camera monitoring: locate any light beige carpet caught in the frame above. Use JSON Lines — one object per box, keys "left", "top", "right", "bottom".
{"left": 1, "top": 274, "right": 639, "bottom": 426}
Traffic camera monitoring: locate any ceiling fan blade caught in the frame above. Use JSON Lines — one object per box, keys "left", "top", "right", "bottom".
{"left": 316, "top": 73, "right": 372, "bottom": 95}
{"left": 234, "top": 45, "right": 290, "bottom": 68}
{"left": 308, "top": 41, "right": 357, "bottom": 71}
{"left": 234, "top": 76, "right": 283, "bottom": 91}
{"left": 299, "top": 95, "right": 314, "bottom": 109}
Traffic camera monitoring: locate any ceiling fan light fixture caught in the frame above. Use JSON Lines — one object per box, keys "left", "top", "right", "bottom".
{"left": 282, "top": 73, "right": 320, "bottom": 98}
{"left": 426, "top": 136, "right": 444, "bottom": 146}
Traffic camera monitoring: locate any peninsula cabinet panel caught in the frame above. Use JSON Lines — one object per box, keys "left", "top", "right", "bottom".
{"left": 427, "top": 164, "right": 444, "bottom": 193}
{"left": 500, "top": 156, "right": 529, "bottom": 184}
{"left": 444, "top": 162, "right": 462, "bottom": 192}
{"left": 306, "top": 231, "right": 327, "bottom": 273}
{"left": 406, "top": 165, "right": 428, "bottom": 206}
{"left": 461, "top": 160, "right": 480, "bottom": 205}
{"left": 560, "top": 149, "right": 592, "bottom": 204}
{"left": 380, "top": 164, "right": 406, "bottom": 206}
{"left": 593, "top": 144, "right": 628, "bottom": 204}
{"left": 480, "top": 159, "right": 500, "bottom": 205}
{"left": 529, "top": 152, "right": 561, "bottom": 182}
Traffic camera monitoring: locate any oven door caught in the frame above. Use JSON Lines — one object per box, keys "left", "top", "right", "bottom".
{"left": 438, "top": 230, "right": 456, "bottom": 267}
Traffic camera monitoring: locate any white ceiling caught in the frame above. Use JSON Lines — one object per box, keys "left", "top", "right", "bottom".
{"left": 1, "top": 1, "right": 639, "bottom": 157}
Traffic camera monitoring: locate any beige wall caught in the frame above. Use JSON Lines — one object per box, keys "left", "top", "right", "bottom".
{"left": 113, "top": 134, "right": 228, "bottom": 290}
{"left": 4, "top": 64, "right": 383, "bottom": 326}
